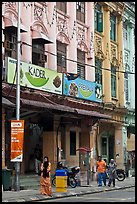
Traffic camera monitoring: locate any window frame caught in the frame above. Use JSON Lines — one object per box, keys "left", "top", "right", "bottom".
{"left": 77, "top": 49, "right": 85, "bottom": 80}
{"left": 123, "top": 22, "right": 129, "bottom": 49}
{"left": 76, "top": 2, "right": 85, "bottom": 23}
{"left": 110, "top": 13, "right": 116, "bottom": 41}
{"left": 56, "top": 2, "right": 67, "bottom": 13}
{"left": 95, "top": 57, "right": 102, "bottom": 84}
{"left": 94, "top": 3, "right": 103, "bottom": 32}
{"left": 57, "top": 41, "right": 67, "bottom": 72}
{"left": 111, "top": 64, "right": 117, "bottom": 98}
{"left": 4, "top": 32, "right": 17, "bottom": 59}
{"left": 124, "top": 63, "right": 130, "bottom": 102}
{"left": 32, "top": 42, "right": 46, "bottom": 67}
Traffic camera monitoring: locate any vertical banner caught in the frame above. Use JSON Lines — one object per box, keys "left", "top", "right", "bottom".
{"left": 10, "top": 120, "right": 24, "bottom": 162}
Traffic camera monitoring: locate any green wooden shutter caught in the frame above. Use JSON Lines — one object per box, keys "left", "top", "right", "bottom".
{"left": 98, "top": 12, "right": 103, "bottom": 32}
{"left": 94, "top": 10, "right": 97, "bottom": 30}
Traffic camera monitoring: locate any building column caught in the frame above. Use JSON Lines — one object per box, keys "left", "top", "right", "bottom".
{"left": 115, "top": 125, "right": 124, "bottom": 168}
{"left": 90, "top": 124, "right": 98, "bottom": 179}
{"left": 67, "top": 2, "right": 77, "bottom": 74}
{"left": 47, "top": 2, "right": 57, "bottom": 70}
{"left": 21, "top": 2, "right": 32, "bottom": 63}
{"left": 85, "top": 2, "right": 95, "bottom": 82}
{"left": 122, "top": 125, "right": 128, "bottom": 173}
{"left": 117, "top": 17, "right": 124, "bottom": 107}
{"left": 102, "top": 6, "right": 111, "bottom": 103}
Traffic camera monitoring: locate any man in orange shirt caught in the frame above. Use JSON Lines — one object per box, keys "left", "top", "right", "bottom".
{"left": 96, "top": 155, "right": 106, "bottom": 187}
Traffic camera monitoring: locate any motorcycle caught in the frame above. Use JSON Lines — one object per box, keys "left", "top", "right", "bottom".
{"left": 106, "top": 168, "right": 126, "bottom": 181}
{"left": 52, "top": 162, "right": 80, "bottom": 188}
{"left": 116, "top": 169, "right": 126, "bottom": 181}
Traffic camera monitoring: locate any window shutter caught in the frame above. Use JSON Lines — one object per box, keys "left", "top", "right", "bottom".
{"left": 98, "top": 12, "right": 103, "bottom": 32}
{"left": 94, "top": 11, "right": 97, "bottom": 30}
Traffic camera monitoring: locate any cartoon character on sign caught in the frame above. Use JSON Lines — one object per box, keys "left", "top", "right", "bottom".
{"left": 69, "top": 83, "right": 78, "bottom": 97}
{"left": 95, "top": 85, "right": 102, "bottom": 99}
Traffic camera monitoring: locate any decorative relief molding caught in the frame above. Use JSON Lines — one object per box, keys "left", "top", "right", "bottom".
{"left": 111, "top": 44, "right": 119, "bottom": 66}
{"left": 34, "top": 4, "right": 43, "bottom": 20}
{"left": 57, "top": 17, "right": 69, "bottom": 36}
{"left": 76, "top": 26, "right": 88, "bottom": 52}
{"left": 56, "top": 32, "right": 70, "bottom": 45}
{"left": 57, "top": 16, "right": 70, "bottom": 44}
{"left": 31, "top": 20, "right": 48, "bottom": 35}
{"left": 95, "top": 35, "right": 105, "bottom": 60}
{"left": 104, "top": 5, "right": 113, "bottom": 13}
{"left": 4, "top": 2, "right": 17, "bottom": 8}
{"left": 77, "top": 26, "right": 85, "bottom": 44}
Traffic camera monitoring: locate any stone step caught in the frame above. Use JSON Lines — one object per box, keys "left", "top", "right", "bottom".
{"left": 11, "top": 174, "right": 40, "bottom": 190}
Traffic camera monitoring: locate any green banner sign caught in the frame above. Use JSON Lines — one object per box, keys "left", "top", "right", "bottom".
{"left": 7, "top": 57, "right": 63, "bottom": 94}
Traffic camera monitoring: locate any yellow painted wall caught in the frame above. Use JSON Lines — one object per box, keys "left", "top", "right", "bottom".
{"left": 115, "top": 126, "right": 124, "bottom": 169}
{"left": 127, "top": 134, "right": 135, "bottom": 151}
{"left": 42, "top": 131, "right": 56, "bottom": 174}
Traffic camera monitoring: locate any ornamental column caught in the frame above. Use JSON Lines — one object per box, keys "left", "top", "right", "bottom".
{"left": 102, "top": 6, "right": 111, "bottom": 103}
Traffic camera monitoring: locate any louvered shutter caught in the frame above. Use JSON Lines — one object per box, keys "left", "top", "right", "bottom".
{"left": 98, "top": 12, "right": 103, "bottom": 32}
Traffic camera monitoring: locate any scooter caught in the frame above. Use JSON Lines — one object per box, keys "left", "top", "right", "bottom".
{"left": 106, "top": 168, "right": 126, "bottom": 181}
{"left": 52, "top": 162, "right": 80, "bottom": 188}
{"left": 116, "top": 169, "right": 126, "bottom": 181}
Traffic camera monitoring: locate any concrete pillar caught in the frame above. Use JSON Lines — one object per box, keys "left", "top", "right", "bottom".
{"left": 21, "top": 2, "right": 32, "bottom": 63}
{"left": 47, "top": 2, "right": 57, "bottom": 70}
{"left": 42, "top": 131, "right": 56, "bottom": 174}
{"left": 90, "top": 124, "right": 98, "bottom": 180}
{"left": 115, "top": 125, "right": 124, "bottom": 168}
{"left": 85, "top": 2, "right": 95, "bottom": 82}
{"left": 102, "top": 7, "right": 111, "bottom": 103}
{"left": 117, "top": 18, "right": 124, "bottom": 107}
{"left": 67, "top": 2, "right": 77, "bottom": 74}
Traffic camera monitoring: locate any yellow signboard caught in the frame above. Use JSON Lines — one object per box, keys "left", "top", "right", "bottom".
{"left": 10, "top": 120, "right": 24, "bottom": 162}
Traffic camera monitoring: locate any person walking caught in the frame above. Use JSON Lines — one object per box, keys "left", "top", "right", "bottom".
{"left": 40, "top": 156, "right": 52, "bottom": 196}
{"left": 96, "top": 155, "right": 106, "bottom": 187}
{"left": 107, "top": 158, "right": 117, "bottom": 187}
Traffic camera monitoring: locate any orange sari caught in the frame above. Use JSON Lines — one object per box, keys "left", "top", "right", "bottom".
{"left": 40, "top": 162, "right": 52, "bottom": 196}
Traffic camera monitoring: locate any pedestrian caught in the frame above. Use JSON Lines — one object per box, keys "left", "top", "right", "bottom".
{"left": 104, "top": 159, "right": 108, "bottom": 178}
{"left": 107, "top": 158, "right": 117, "bottom": 187}
{"left": 96, "top": 155, "right": 106, "bottom": 187}
{"left": 40, "top": 156, "right": 52, "bottom": 196}
{"left": 34, "top": 144, "right": 42, "bottom": 175}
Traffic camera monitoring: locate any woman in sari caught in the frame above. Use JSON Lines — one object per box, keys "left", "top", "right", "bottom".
{"left": 40, "top": 156, "right": 52, "bottom": 196}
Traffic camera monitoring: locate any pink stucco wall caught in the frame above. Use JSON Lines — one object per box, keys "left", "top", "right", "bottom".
{"left": 2, "top": 2, "right": 95, "bottom": 82}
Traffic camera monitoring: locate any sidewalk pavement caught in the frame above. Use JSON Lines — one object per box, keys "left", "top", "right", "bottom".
{"left": 2, "top": 177, "right": 135, "bottom": 202}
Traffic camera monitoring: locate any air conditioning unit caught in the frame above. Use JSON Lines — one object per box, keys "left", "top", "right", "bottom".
{"left": 4, "top": 40, "right": 13, "bottom": 50}
{"left": 39, "top": 54, "right": 47, "bottom": 62}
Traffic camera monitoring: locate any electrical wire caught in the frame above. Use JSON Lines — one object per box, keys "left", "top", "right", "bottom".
{"left": 2, "top": 2, "right": 135, "bottom": 75}
{"left": 22, "top": 42, "right": 135, "bottom": 75}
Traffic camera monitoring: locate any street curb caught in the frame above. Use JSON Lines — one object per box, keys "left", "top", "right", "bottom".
{"left": 2, "top": 185, "right": 135, "bottom": 202}
{"left": 26, "top": 185, "right": 135, "bottom": 202}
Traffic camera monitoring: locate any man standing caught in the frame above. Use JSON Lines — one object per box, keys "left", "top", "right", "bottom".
{"left": 96, "top": 155, "right": 106, "bottom": 187}
{"left": 107, "top": 158, "right": 117, "bottom": 187}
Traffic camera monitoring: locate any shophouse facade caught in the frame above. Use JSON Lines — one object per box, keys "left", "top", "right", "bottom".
{"left": 122, "top": 2, "right": 135, "bottom": 176}
{"left": 93, "top": 2, "right": 127, "bottom": 170}
{"left": 2, "top": 2, "right": 130, "bottom": 182}
{"left": 2, "top": 2, "right": 103, "bottom": 178}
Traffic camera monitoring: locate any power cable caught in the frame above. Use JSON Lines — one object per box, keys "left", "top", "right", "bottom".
{"left": 22, "top": 42, "right": 135, "bottom": 75}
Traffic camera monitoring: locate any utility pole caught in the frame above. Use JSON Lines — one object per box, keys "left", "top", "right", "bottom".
{"left": 15, "top": 1, "right": 21, "bottom": 191}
